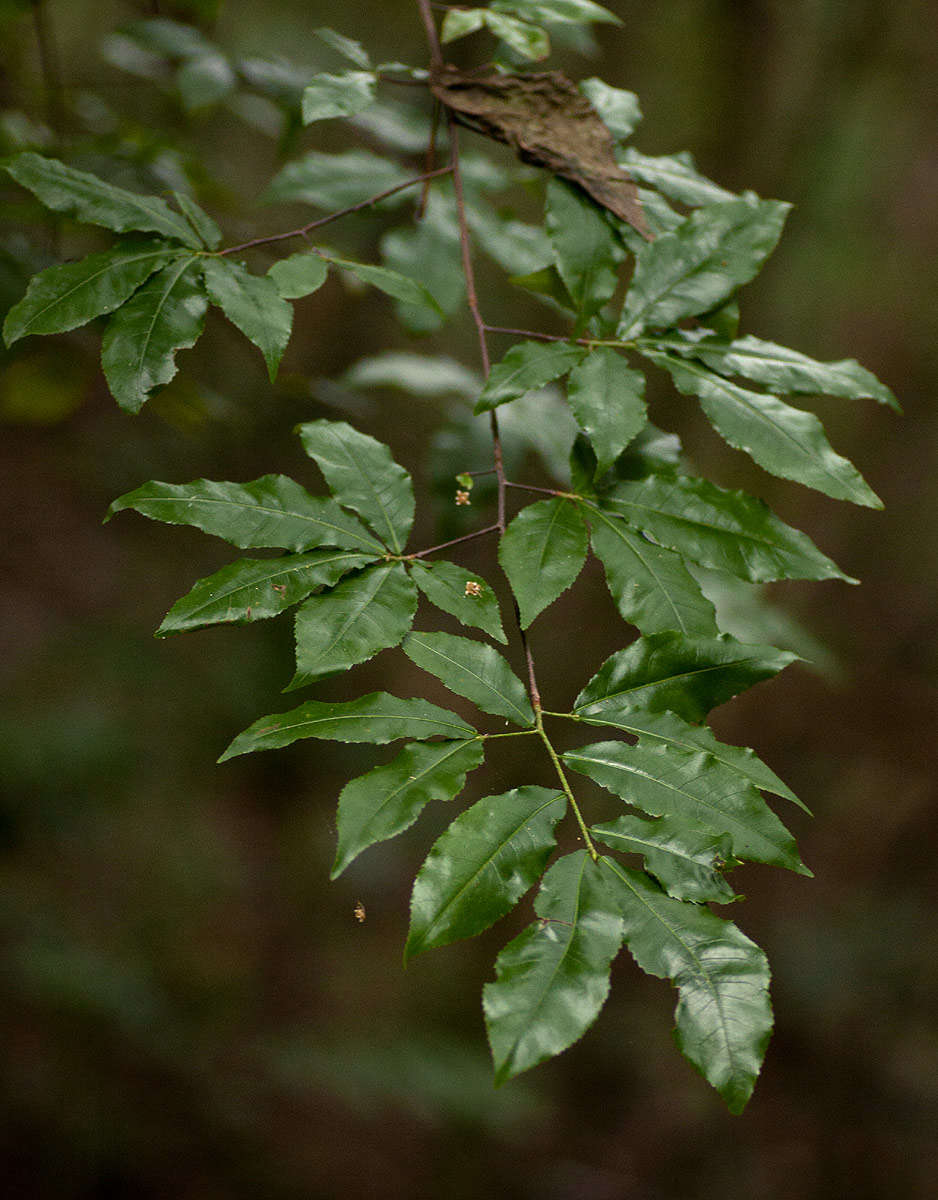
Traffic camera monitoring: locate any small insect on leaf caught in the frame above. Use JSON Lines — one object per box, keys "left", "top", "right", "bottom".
{"left": 353, "top": 901, "right": 366, "bottom": 923}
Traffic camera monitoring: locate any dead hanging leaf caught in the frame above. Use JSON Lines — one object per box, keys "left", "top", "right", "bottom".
{"left": 430, "top": 64, "right": 650, "bottom": 239}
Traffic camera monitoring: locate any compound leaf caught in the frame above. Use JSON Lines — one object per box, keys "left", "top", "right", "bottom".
{"left": 410, "top": 560, "right": 507, "bottom": 644}
{"left": 157, "top": 548, "right": 379, "bottom": 635}
{"left": 297, "top": 418, "right": 415, "bottom": 552}
{"left": 598, "top": 855, "right": 773, "bottom": 1113}
{"left": 288, "top": 562, "right": 416, "bottom": 688}
{"left": 592, "top": 813, "right": 736, "bottom": 904}
{"left": 202, "top": 257, "right": 293, "bottom": 380}
{"left": 107, "top": 475, "right": 384, "bottom": 554}
{"left": 619, "top": 197, "right": 790, "bottom": 338}
{"left": 173, "top": 192, "right": 222, "bottom": 249}
{"left": 484, "top": 851, "right": 622, "bottom": 1084}
{"left": 101, "top": 257, "right": 207, "bottom": 411}
{"left": 332, "top": 738, "right": 485, "bottom": 878}
{"left": 566, "top": 347, "right": 647, "bottom": 474}
{"left": 403, "top": 631, "right": 535, "bottom": 727}
{"left": 4, "top": 239, "right": 180, "bottom": 346}
{"left": 3, "top": 152, "right": 201, "bottom": 247}
{"left": 476, "top": 340, "right": 585, "bottom": 413}
{"left": 574, "top": 631, "right": 798, "bottom": 723}
{"left": 498, "top": 498, "right": 588, "bottom": 629}
{"left": 589, "top": 509, "right": 719, "bottom": 636}
{"left": 219, "top": 693, "right": 477, "bottom": 761}
{"left": 405, "top": 786, "right": 565, "bottom": 960}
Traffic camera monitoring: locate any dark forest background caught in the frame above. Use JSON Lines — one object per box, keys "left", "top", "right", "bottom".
{"left": 2, "top": 2, "right": 937, "bottom": 1197}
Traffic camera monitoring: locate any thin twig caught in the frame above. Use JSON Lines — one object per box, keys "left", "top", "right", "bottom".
{"left": 31, "top": 0, "right": 65, "bottom": 136}
{"left": 219, "top": 166, "right": 453, "bottom": 257}
{"left": 483, "top": 323, "right": 602, "bottom": 347}
{"left": 406, "top": 524, "right": 499, "bottom": 560}
{"left": 505, "top": 481, "right": 570, "bottom": 498}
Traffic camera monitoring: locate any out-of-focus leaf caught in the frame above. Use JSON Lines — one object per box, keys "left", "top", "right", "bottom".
{"left": 410, "top": 560, "right": 507, "bottom": 644}
{"left": 201, "top": 257, "right": 293, "bottom": 380}
{"left": 483, "top": 11, "right": 551, "bottom": 61}
{"left": 267, "top": 253, "right": 329, "bottom": 300}
{"left": 617, "top": 148, "right": 736, "bottom": 207}
{"left": 297, "top": 418, "right": 415, "bottom": 552}
{"left": 157, "top": 549, "right": 379, "bottom": 635}
{"left": 263, "top": 150, "right": 411, "bottom": 209}
{"left": 574, "top": 631, "right": 798, "bottom": 723}
{"left": 493, "top": 0, "right": 620, "bottom": 24}
{"left": 100, "top": 257, "right": 207, "bottom": 411}
{"left": 219, "top": 693, "right": 477, "bottom": 761}
{"left": 332, "top": 738, "right": 485, "bottom": 878}
{"left": 314, "top": 26, "right": 371, "bottom": 69}
{"left": 288, "top": 563, "right": 416, "bottom": 688}
{"left": 302, "top": 71, "right": 376, "bottom": 123}
{"left": 441, "top": 9, "right": 487, "bottom": 42}
{"left": 579, "top": 78, "right": 641, "bottom": 139}
{"left": 3, "top": 239, "right": 179, "bottom": 345}
{"left": 403, "top": 631, "right": 535, "bottom": 726}
{"left": 498, "top": 499, "right": 588, "bottom": 628}
{"left": 405, "top": 786, "right": 565, "bottom": 959}
{"left": 343, "top": 353, "right": 480, "bottom": 399}
{"left": 177, "top": 52, "right": 236, "bottom": 111}
{"left": 326, "top": 255, "right": 442, "bottom": 315}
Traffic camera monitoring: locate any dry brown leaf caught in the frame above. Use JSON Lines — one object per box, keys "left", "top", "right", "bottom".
{"left": 430, "top": 63, "right": 650, "bottom": 239}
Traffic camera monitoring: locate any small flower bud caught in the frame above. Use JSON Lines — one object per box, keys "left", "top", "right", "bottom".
{"left": 455, "top": 489, "right": 471, "bottom": 506}
{"left": 464, "top": 580, "right": 483, "bottom": 598}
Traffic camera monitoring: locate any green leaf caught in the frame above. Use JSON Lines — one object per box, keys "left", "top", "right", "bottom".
{"left": 619, "top": 198, "right": 790, "bottom": 338}
{"left": 296, "top": 418, "right": 415, "bottom": 553}
{"left": 545, "top": 179, "right": 624, "bottom": 320}
{"left": 405, "top": 786, "right": 565, "bottom": 960}
{"left": 172, "top": 192, "right": 222, "bottom": 249}
{"left": 330, "top": 257, "right": 442, "bottom": 314}
{"left": 107, "top": 474, "right": 384, "bottom": 554}
{"left": 574, "top": 631, "right": 798, "bottom": 723}
{"left": 484, "top": 851, "right": 622, "bottom": 1084}
{"left": 650, "top": 354, "right": 882, "bottom": 508}
{"left": 380, "top": 188, "right": 463, "bottom": 333}
{"left": 219, "top": 693, "right": 477, "bottom": 761}
{"left": 157, "top": 549, "right": 379, "bottom": 636}
{"left": 617, "top": 148, "right": 736, "bottom": 207}
{"left": 332, "top": 738, "right": 485, "bottom": 878}
{"left": 565, "top": 740, "right": 807, "bottom": 873}
{"left": 566, "top": 348, "right": 647, "bottom": 474}
{"left": 263, "top": 150, "right": 411, "bottom": 210}
{"left": 589, "top": 509, "right": 719, "bottom": 636}
{"left": 288, "top": 563, "right": 417, "bottom": 689}
{"left": 2, "top": 153, "right": 202, "bottom": 247}
{"left": 302, "top": 71, "right": 376, "bottom": 123}
{"left": 402, "top": 631, "right": 535, "bottom": 727}
{"left": 579, "top": 78, "right": 641, "bottom": 140}
{"left": 313, "top": 26, "right": 372, "bottom": 69}
{"left": 484, "top": 12, "right": 551, "bottom": 61}
{"left": 266, "top": 253, "right": 329, "bottom": 300}
{"left": 176, "top": 52, "right": 236, "bottom": 111}
{"left": 592, "top": 814, "right": 736, "bottom": 904}
{"left": 576, "top": 708, "right": 805, "bottom": 811}
{"left": 3, "top": 239, "right": 179, "bottom": 346}
{"left": 343, "top": 353, "right": 480, "bottom": 399}
{"left": 498, "top": 499, "right": 588, "bottom": 629}
{"left": 100, "top": 257, "right": 207, "bottom": 412}
{"left": 597, "top": 855, "right": 773, "bottom": 1113}
{"left": 508, "top": 265, "right": 576, "bottom": 314}
{"left": 476, "top": 340, "right": 585, "bottom": 414}
{"left": 410, "top": 560, "right": 507, "bottom": 644}
{"left": 688, "top": 334, "right": 900, "bottom": 411}
{"left": 597, "top": 471, "right": 855, "bottom": 583}
{"left": 201, "top": 257, "right": 293, "bottom": 381}
{"left": 492, "top": 0, "right": 621, "bottom": 23}
{"left": 441, "top": 8, "right": 487, "bottom": 42}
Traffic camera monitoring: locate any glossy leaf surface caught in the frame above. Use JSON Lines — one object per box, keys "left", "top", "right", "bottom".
{"left": 545, "top": 178, "right": 624, "bottom": 320}
{"left": 476, "top": 340, "right": 585, "bottom": 413}
{"left": 619, "top": 198, "right": 790, "bottom": 338}
{"left": 652, "top": 353, "right": 882, "bottom": 508}
{"left": 566, "top": 348, "right": 647, "bottom": 474}
{"left": 173, "top": 192, "right": 222, "bottom": 249}
{"left": 617, "top": 148, "right": 735, "bottom": 207}
{"left": 597, "top": 471, "right": 854, "bottom": 583}
{"left": 589, "top": 509, "right": 719, "bottom": 636}
{"left": 498, "top": 499, "right": 588, "bottom": 629}
{"left": 202, "top": 257, "right": 293, "bottom": 380}
{"left": 332, "top": 738, "right": 485, "bottom": 878}
{"left": 289, "top": 563, "right": 416, "bottom": 688}
{"left": 592, "top": 813, "right": 736, "bottom": 903}
{"left": 107, "top": 475, "right": 383, "bottom": 553}
{"left": 598, "top": 856, "right": 773, "bottom": 1113}
{"left": 4, "top": 240, "right": 179, "bottom": 345}
{"left": 3, "top": 153, "right": 201, "bottom": 247}
{"left": 297, "top": 419, "right": 415, "bottom": 552}
{"left": 410, "top": 560, "right": 507, "bottom": 644}
{"left": 579, "top": 77, "right": 641, "bottom": 139}
{"left": 564, "top": 740, "right": 807, "bottom": 872}
{"left": 483, "top": 851, "right": 622, "bottom": 1083}
{"left": 100, "top": 258, "right": 207, "bottom": 411}
{"left": 403, "top": 631, "right": 535, "bottom": 726}
{"left": 492, "top": 0, "right": 620, "bottom": 24}
{"left": 219, "top": 693, "right": 477, "bottom": 761}
{"left": 574, "top": 631, "right": 798, "bottom": 723}
{"left": 405, "top": 786, "right": 565, "bottom": 960}
{"left": 157, "top": 549, "right": 378, "bottom": 635}
{"left": 327, "top": 256, "right": 442, "bottom": 314}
